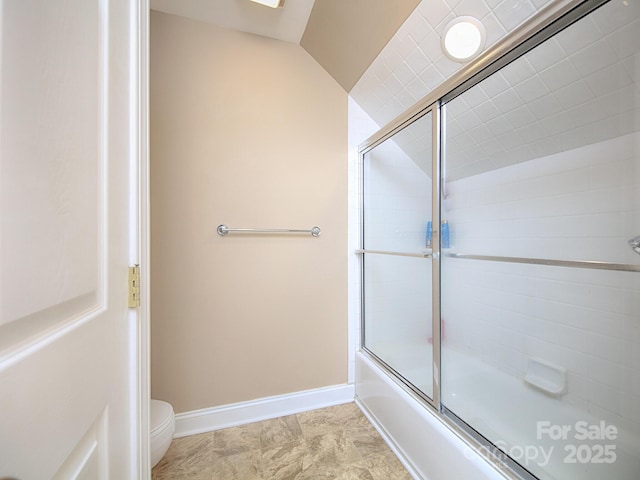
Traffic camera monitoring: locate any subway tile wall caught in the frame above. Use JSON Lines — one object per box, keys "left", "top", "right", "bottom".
{"left": 350, "top": 0, "right": 554, "bottom": 130}
{"left": 444, "top": 0, "right": 640, "bottom": 180}
{"left": 442, "top": 132, "right": 640, "bottom": 435}
{"left": 442, "top": 133, "right": 640, "bottom": 264}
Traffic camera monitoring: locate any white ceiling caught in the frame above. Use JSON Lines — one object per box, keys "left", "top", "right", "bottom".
{"left": 150, "top": 0, "right": 316, "bottom": 44}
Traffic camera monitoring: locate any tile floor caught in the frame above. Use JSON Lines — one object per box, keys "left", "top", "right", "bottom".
{"left": 152, "top": 402, "right": 413, "bottom": 480}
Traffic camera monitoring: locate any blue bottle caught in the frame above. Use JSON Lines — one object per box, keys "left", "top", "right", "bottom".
{"left": 426, "top": 221, "right": 432, "bottom": 248}
{"left": 441, "top": 220, "right": 450, "bottom": 249}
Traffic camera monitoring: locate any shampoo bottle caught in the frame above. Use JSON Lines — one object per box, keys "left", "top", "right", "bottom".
{"left": 441, "top": 220, "right": 450, "bottom": 249}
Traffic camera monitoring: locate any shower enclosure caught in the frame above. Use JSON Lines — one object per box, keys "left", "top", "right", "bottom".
{"left": 357, "top": 1, "right": 640, "bottom": 479}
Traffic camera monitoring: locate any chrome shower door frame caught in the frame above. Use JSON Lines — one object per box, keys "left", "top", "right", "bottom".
{"left": 357, "top": 1, "right": 625, "bottom": 479}
{"left": 359, "top": 102, "right": 440, "bottom": 409}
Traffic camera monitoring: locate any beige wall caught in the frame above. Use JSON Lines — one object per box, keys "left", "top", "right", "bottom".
{"left": 150, "top": 11, "right": 348, "bottom": 413}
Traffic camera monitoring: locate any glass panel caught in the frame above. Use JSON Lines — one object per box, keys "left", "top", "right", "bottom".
{"left": 364, "top": 254, "right": 433, "bottom": 397}
{"left": 441, "top": 1, "right": 640, "bottom": 479}
{"left": 363, "top": 111, "right": 433, "bottom": 398}
{"left": 364, "top": 112, "right": 432, "bottom": 253}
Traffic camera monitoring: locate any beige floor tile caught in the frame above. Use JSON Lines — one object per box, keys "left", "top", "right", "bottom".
{"left": 152, "top": 402, "right": 413, "bottom": 480}
{"left": 152, "top": 431, "right": 216, "bottom": 479}
{"left": 297, "top": 402, "right": 365, "bottom": 439}
{"left": 307, "top": 430, "right": 362, "bottom": 463}
{"left": 346, "top": 421, "right": 393, "bottom": 460}
{"left": 213, "top": 421, "right": 262, "bottom": 455}
{"left": 259, "top": 414, "right": 304, "bottom": 449}
{"left": 360, "top": 452, "right": 414, "bottom": 480}
{"left": 260, "top": 440, "right": 307, "bottom": 479}
{"left": 333, "top": 463, "right": 378, "bottom": 480}
{"left": 208, "top": 449, "right": 263, "bottom": 480}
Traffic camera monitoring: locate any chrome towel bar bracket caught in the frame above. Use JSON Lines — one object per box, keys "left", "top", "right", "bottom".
{"left": 217, "top": 224, "right": 321, "bottom": 237}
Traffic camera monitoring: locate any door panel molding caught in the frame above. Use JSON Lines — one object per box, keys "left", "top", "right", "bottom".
{"left": 53, "top": 408, "right": 109, "bottom": 480}
{"left": 0, "top": 0, "right": 111, "bottom": 366}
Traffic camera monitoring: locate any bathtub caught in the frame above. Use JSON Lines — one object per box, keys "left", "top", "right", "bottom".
{"left": 355, "top": 347, "right": 640, "bottom": 480}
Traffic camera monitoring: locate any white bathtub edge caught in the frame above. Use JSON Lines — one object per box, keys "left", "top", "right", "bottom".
{"left": 355, "top": 396, "right": 425, "bottom": 480}
{"left": 356, "top": 351, "right": 514, "bottom": 480}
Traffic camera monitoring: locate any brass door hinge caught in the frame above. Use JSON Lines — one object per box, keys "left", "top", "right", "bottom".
{"left": 128, "top": 264, "right": 141, "bottom": 308}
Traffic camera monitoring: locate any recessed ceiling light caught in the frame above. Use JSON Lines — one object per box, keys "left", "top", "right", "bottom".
{"left": 249, "top": 0, "right": 285, "bottom": 8}
{"left": 441, "top": 16, "right": 486, "bottom": 63}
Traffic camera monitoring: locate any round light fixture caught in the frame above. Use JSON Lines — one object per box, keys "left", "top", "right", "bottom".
{"left": 441, "top": 16, "right": 486, "bottom": 63}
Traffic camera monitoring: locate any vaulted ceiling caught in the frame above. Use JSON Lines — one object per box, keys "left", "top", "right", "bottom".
{"left": 149, "top": 1, "right": 640, "bottom": 182}
{"left": 149, "top": 0, "right": 420, "bottom": 92}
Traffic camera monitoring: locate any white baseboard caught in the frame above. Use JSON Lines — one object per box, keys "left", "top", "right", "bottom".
{"left": 174, "top": 383, "right": 355, "bottom": 438}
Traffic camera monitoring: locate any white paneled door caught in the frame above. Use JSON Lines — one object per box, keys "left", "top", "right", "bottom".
{"left": 0, "top": 0, "right": 148, "bottom": 478}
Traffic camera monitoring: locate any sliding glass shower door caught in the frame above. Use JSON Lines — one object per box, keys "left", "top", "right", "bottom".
{"left": 362, "top": 109, "right": 436, "bottom": 400}
{"left": 360, "top": 1, "right": 640, "bottom": 479}
{"left": 440, "top": 1, "right": 640, "bottom": 478}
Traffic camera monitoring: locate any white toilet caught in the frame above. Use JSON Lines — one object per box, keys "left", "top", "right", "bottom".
{"left": 150, "top": 399, "right": 175, "bottom": 468}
